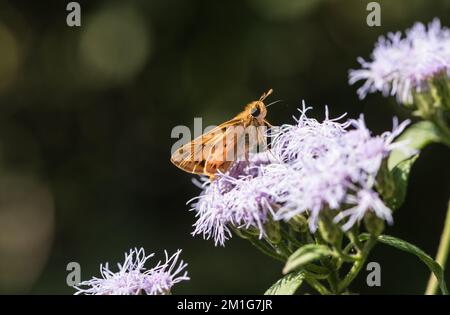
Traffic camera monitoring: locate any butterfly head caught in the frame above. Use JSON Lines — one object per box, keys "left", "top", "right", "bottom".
{"left": 247, "top": 101, "right": 267, "bottom": 123}
{"left": 246, "top": 89, "right": 272, "bottom": 123}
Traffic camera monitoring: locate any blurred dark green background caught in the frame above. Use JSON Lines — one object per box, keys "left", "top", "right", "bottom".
{"left": 0, "top": 0, "right": 449, "bottom": 294}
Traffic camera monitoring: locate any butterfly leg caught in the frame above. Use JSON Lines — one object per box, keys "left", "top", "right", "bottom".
{"left": 264, "top": 119, "right": 274, "bottom": 128}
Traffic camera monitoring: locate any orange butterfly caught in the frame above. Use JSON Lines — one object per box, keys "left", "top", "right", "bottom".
{"left": 171, "top": 89, "right": 273, "bottom": 179}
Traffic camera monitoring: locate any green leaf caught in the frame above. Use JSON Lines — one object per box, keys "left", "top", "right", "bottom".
{"left": 264, "top": 270, "right": 305, "bottom": 295}
{"left": 381, "top": 121, "right": 441, "bottom": 210}
{"left": 360, "top": 233, "right": 448, "bottom": 295}
{"left": 283, "top": 244, "right": 331, "bottom": 274}
{"left": 388, "top": 121, "right": 440, "bottom": 170}
{"left": 385, "top": 155, "right": 418, "bottom": 210}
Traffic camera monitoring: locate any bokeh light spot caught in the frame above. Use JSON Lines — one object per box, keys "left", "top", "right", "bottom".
{"left": 79, "top": 5, "right": 151, "bottom": 84}
{"left": 0, "top": 21, "right": 20, "bottom": 94}
{"left": 0, "top": 174, "right": 54, "bottom": 293}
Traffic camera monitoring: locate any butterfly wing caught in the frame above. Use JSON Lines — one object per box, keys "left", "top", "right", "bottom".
{"left": 171, "top": 114, "right": 268, "bottom": 178}
{"left": 170, "top": 118, "right": 241, "bottom": 176}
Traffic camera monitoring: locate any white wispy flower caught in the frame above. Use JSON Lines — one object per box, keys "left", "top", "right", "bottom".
{"left": 266, "top": 105, "right": 409, "bottom": 231}
{"left": 74, "top": 248, "right": 189, "bottom": 295}
{"left": 142, "top": 250, "right": 190, "bottom": 295}
{"left": 190, "top": 103, "right": 409, "bottom": 245}
{"left": 190, "top": 153, "right": 277, "bottom": 246}
{"left": 349, "top": 19, "right": 450, "bottom": 104}
{"left": 334, "top": 188, "right": 393, "bottom": 231}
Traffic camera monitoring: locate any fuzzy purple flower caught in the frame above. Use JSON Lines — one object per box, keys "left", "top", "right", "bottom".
{"left": 190, "top": 103, "right": 410, "bottom": 245}
{"left": 74, "top": 248, "right": 189, "bottom": 295}
{"left": 190, "top": 152, "right": 277, "bottom": 246}
{"left": 349, "top": 18, "right": 450, "bottom": 104}
{"left": 265, "top": 105, "right": 409, "bottom": 231}
{"left": 334, "top": 188, "right": 393, "bottom": 231}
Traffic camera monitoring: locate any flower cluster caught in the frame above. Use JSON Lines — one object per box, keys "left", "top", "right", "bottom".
{"left": 190, "top": 104, "right": 410, "bottom": 246}
{"left": 349, "top": 19, "right": 450, "bottom": 104}
{"left": 74, "top": 248, "right": 189, "bottom": 295}
{"left": 190, "top": 153, "right": 277, "bottom": 246}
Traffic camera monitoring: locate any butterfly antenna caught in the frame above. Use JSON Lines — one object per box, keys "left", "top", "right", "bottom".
{"left": 265, "top": 99, "right": 283, "bottom": 108}
{"left": 259, "top": 88, "right": 273, "bottom": 102}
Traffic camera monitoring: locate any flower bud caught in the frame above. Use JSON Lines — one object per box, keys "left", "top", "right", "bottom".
{"left": 413, "top": 91, "right": 436, "bottom": 120}
{"left": 232, "top": 226, "right": 258, "bottom": 240}
{"left": 264, "top": 219, "right": 281, "bottom": 244}
{"left": 288, "top": 214, "right": 308, "bottom": 233}
{"left": 364, "top": 211, "right": 385, "bottom": 236}
{"left": 429, "top": 72, "right": 450, "bottom": 112}
{"left": 413, "top": 71, "right": 450, "bottom": 118}
{"left": 375, "top": 159, "right": 396, "bottom": 208}
{"left": 318, "top": 210, "right": 341, "bottom": 245}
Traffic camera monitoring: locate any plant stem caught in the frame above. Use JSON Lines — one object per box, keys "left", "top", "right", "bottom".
{"left": 327, "top": 267, "right": 340, "bottom": 294}
{"left": 281, "top": 226, "right": 303, "bottom": 248}
{"left": 305, "top": 264, "right": 331, "bottom": 279}
{"left": 247, "top": 237, "right": 286, "bottom": 262}
{"left": 272, "top": 241, "right": 292, "bottom": 257}
{"left": 304, "top": 274, "right": 332, "bottom": 295}
{"left": 425, "top": 200, "right": 450, "bottom": 295}
{"left": 313, "top": 231, "right": 342, "bottom": 294}
{"left": 337, "top": 235, "right": 377, "bottom": 293}
{"left": 333, "top": 247, "right": 359, "bottom": 263}
{"left": 347, "top": 229, "right": 363, "bottom": 252}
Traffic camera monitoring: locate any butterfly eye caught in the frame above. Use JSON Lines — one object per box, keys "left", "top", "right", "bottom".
{"left": 251, "top": 106, "right": 261, "bottom": 118}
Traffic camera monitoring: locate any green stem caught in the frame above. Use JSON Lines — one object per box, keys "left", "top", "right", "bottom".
{"left": 280, "top": 226, "right": 303, "bottom": 248}
{"left": 337, "top": 235, "right": 377, "bottom": 293}
{"left": 346, "top": 229, "right": 363, "bottom": 252}
{"left": 247, "top": 237, "right": 285, "bottom": 262}
{"left": 426, "top": 200, "right": 450, "bottom": 295}
{"left": 314, "top": 231, "right": 340, "bottom": 294}
{"left": 327, "top": 267, "right": 340, "bottom": 294}
{"left": 304, "top": 264, "right": 331, "bottom": 279}
{"left": 333, "top": 248, "right": 359, "bottom": 263}
{"left": 304, "top": 274, "right": 332, "bottom": 295}
{"left": 272, "top": 241, "right": 292, "bottom": 257}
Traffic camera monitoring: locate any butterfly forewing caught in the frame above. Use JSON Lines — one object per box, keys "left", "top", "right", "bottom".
{"left": 170, "top": 90, "right": 272, "bottom": 178}
{"left": 171, "top": 119, "right": 238, "bottom": 176}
